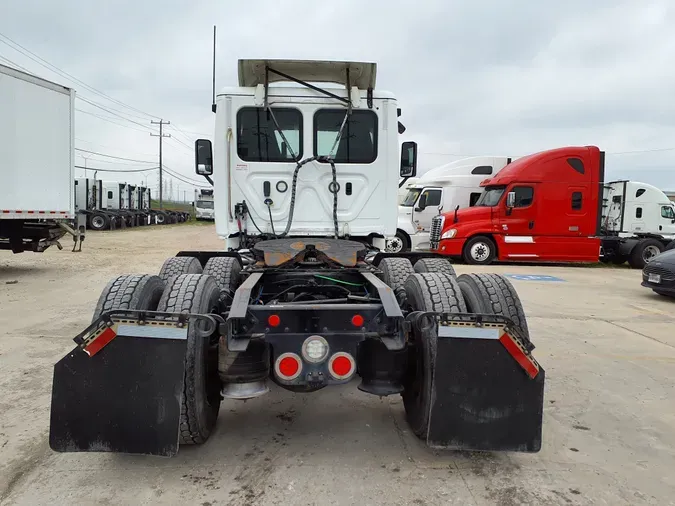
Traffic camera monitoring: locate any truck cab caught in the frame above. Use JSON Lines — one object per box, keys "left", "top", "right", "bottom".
{"left": 387, "top": 157, "right": 514, "bottom": 252}
{"left": 194, "top": 189, "right": 215, "bottom": 221}
{"left": 431, "top": 146, "right": 604, "bottom": 264}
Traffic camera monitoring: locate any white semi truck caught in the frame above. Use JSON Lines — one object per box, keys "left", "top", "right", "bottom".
{"left": 0, "top": 63, "right": 83, "bottom": 253}
{"left": 386, "top": 156, "right": 515, "bottom": 252}
{"left": 194, "top": 189, "right": 215, "bottom": 221}
{"left": 600, "top": 180, "right": 675, "bottom": 267}
{"left": 50, "top": 59, "right": 545, "bottom": 459}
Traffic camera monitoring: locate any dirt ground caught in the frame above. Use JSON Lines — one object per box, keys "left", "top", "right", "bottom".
{"left": 1, "top": 224, "right": 674, "bottom": 506}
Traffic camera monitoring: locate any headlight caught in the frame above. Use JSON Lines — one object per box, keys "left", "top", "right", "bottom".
{"left": 441, "top": 229, "right": 457, "bottom": 239}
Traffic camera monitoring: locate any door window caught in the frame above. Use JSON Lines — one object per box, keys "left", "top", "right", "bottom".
{"left": 421, "top": 189, "right": 442, "bottom": 207}
{"left": 512, "top": 186, "right": 534, "bottom": 207}
{"left": 636, "top": 207, "right": 643, "bottom": 219}
{"left": 661, "top": 206, "right": 675, "bottom": 219}
{"left": 571, "top": 191, "right": 582, "bottom": 210}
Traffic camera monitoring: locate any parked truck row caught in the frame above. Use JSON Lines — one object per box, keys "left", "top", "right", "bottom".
{"left": 425, "top": 146, "right": 675, "bottom": 269}
{"left": 74, "top": 177, "right": 191, "bottom": 231}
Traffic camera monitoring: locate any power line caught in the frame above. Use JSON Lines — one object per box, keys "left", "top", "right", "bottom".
{"left": 0, "top": 54, "right": 29, "bottom": 72}
{"left": 75, "top": 137, "right": 156, "bottom": 157}
{"left": 163, "top": 166, "right": 211, "bottom": 188}
{"left": 75, "top": 148, "right": 155, "bottom": 164}
{"left": 0, "top": 31, "right": 159, "bottom": 120}
{"left": 77, "top": 96, "right": 154, "bottom": 131}
{"left": 76, "top": 108, "right": 153, "bottom": 133}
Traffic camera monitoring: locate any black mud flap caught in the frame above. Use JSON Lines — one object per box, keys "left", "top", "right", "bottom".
{"left": 427, "top": 323, "right": 544, "bottom": 452}
{"left": 49, "top": 320, "right": 188, "bottom": 457}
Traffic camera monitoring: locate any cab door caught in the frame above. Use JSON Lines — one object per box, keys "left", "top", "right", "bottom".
{"left": 659, "top": 204, "right": 675, "bottom": 235}
{"left": 498, "top": 184, "right": 539, "bottom": 259}
{"left": 413, "top": 188, "right": 443, "bottom": 232}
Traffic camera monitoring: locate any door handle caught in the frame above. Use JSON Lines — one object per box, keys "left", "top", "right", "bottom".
{"left": 528, "top": 221, "right": 534, "bottom": 230}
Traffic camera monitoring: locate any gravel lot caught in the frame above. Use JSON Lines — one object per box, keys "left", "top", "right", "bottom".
{"left": 1, "top": 224, "right": 674, "bottom": 505}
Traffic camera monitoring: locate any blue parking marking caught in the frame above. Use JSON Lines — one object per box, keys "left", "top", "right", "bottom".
{"left": 505, "top": 274, "right": 565, "bottom": 282}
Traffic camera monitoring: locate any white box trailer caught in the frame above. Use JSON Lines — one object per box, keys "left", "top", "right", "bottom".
{"left": 0, "top": 63, "right": 83, "bottom": 253}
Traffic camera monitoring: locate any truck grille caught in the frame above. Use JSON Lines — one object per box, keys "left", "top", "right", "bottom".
{"left": 643, "top": 264, "right": 675, "bottom": 282}
{"left": 430, "top": 215, "right": 444, "bottom": 250}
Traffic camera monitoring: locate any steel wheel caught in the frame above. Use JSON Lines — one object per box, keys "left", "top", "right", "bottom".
{"left": 91, "top": 216, "right": 105, "bottom": 229}
{"left": 386, "top": 236, "right": 404, "bottom": 253}
{"left": 643, "top": 245, "right": 661, "bottom": 263}
{"left": 470, "top": 241, "right": 491, "bottom": 262}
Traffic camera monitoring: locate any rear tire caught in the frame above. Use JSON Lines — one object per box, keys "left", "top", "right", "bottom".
{"left": 666, "top": 240, "right": 675, "bottom": 251}
{"left": 159, "top": 256, "right": 203, "bottom": 282}
{"left": 89, "top": 212, "right": 109, "bottom": 231}
{"left": 463, "top": 235, "right": 497, "bottom": 265}
{"left": 203, "top": 257, "right": 241, "bottom": 294}
{"left": 92, "top": 274, "right": 165, "bottom": 322}
{"left": 457, "top": 273, "right": 530, "bottom": 342}
{"left": 402, "top": 273, "right": 467, "bottom": 438}
{"left": 380, "top": 257, "right": 414, "bottom": 291}
{"left": 628, "top": 239, "right": 663, "bottom": 269}
{"left": 414, "top": 258, "right": 456, "bottom": 277}
{"left": 157, "top": 274, "right": 222, "bottom": 445}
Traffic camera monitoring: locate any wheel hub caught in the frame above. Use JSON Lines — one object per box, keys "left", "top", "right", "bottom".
{"left": 471, "top": 242, "right": 490, "bottom": 262}
{"left": 386, "top": 237, "right": 403, "bottom": 253}
{"left": 643, "top": 245, "right": 660, "bottom": 262}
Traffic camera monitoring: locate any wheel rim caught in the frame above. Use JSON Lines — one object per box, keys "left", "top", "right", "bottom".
{"left": 386, "top": 237, "right": 403, "bottom": 253}
{"left": 91, "top": 216, "right": 105, "bottom": 229}
{"left": 470, "top": 242, "right": 491, "bottom": 262}
{"left": 643, "top": 245, "right": 661, "bottom": 262}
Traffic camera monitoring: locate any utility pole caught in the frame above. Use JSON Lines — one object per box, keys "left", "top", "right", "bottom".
{"left": 150, "top": 119, "right": 171, "bottom": 209}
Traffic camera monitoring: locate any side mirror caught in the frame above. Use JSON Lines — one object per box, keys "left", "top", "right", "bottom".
{"left": 195, "top": 139, "right": 213, "bottom": 176}
{"left": 416, "top": 193, "right": 427, "bottom": 211}
{"left": 506, "top": 191, "right": 516, "bottom": 208}
{"left": 400, "top": 141, "right": 417, "bottom": 178}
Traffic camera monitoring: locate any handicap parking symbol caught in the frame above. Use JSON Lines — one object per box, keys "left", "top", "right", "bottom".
{"left": 505, "top": 274, "right": 565, "bottom": 282}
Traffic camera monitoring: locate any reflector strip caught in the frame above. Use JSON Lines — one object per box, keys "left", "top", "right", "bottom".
{"left": 499, "top": 333, "right": 539, "bottom": 379}
{"left": 439, "top": 326, "right": 500, "bottom": 339}
{"left": 117, "top": 324, "right": 188, "bottom": 340}
{"left": 84, "top": 327, "right": 117, "bottom": 357}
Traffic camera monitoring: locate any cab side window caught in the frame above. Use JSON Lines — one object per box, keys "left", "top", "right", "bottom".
{"left": 661, "top": 206, "right": 675, "bottom": 219}
{"left": 421, "top": 189, "right": 442, "bottom": 207}
{"left": 512, "top": 186, "right": 534, "bottom": 207}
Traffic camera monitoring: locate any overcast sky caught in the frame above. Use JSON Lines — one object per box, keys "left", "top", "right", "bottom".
{"left": 2, "top": 0, "right": 675, "bottom": 200}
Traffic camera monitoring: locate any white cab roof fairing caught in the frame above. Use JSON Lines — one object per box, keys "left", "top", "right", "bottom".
{"left": 216, "top": 86, "right": 396, "bottom": 101}
{"left": 238, "top": 59, "right": 377, "bottom": 89}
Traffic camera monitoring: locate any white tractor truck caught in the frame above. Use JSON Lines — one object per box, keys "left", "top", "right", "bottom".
{"left": 386, "top": 156, "right": 515, "bottom": 252}
{"left": 49, "top": 58, "right": 545, "bottom": 458}
{"left": 600, "top": 180, "right": 675, "bottom": 268}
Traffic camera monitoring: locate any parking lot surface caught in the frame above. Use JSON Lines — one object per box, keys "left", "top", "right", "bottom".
{"left": 1, "top": 224, "right": 674, "bottom": 505}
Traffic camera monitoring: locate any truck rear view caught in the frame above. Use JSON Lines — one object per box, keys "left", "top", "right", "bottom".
{"left": 0, "top": 63, "right": 82, "bottom": 253}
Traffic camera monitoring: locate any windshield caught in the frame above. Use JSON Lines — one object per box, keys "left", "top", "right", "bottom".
{"left": 196, "top": 200, "right": 214, "bottom": 209}
{"left": 474, "top": 186, "right": 506, "bottom": 207}
{"left": 401, "top": 189, "right": 422, "bottom": 207}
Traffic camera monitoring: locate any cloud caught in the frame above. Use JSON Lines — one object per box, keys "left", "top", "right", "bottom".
{"left": 2, "top": 0, "right": 675, "bottom": 198}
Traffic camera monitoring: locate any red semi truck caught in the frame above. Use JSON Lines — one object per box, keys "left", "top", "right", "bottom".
{"left": 429, "top": 146, "right": 605, "bottom": 265}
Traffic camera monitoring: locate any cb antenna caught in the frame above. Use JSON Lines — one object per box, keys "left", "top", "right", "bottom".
{"left": 211, "top": 25, "right": 217, "bottom": 113}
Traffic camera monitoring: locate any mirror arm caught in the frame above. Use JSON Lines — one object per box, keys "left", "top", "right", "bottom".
{"left": 203, "top": 175, "right": 214, "bottom": 186}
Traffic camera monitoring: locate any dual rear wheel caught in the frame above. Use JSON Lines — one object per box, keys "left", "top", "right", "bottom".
{"left": 92, "top": 255, "right": 242, "bottom": 446}
{"left": 378, "top": 257, "right": 531, "bottom": 439}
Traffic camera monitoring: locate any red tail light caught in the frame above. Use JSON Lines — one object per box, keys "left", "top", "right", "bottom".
{"left": 275, "top": 353, "right": 302, "bottom": 380}
{"left": 268, "top": 314, "right": 281, "bottom": 327}
{"left": 328, "top": 352, "right": 356, "bottom": 380}
{"left": 351, "top": 314, "right": 364, "bottom": 327}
